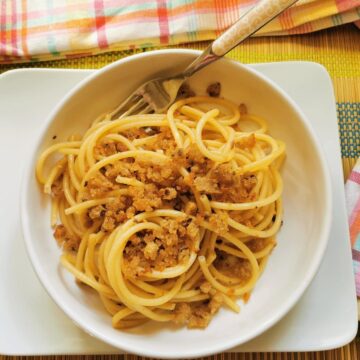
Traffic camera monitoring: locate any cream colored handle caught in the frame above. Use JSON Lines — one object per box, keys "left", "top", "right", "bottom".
{"left": 212, "top": 0, "right": 297, "bottom": 56}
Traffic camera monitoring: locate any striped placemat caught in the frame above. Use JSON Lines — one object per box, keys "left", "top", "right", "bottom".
{"left": 0, "top": 23, "right": 359, "bottom": 360}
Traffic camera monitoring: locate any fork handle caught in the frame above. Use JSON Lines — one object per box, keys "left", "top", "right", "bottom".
{"left": 212, "top": 0, "right": 297, "bottom": 56}
{"left": 183, "top": 0, "right": 297, "bottom": 77}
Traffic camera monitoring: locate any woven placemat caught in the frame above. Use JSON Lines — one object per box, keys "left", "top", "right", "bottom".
{"left": 0, "top": 23, "right": 359, "bottom": 360}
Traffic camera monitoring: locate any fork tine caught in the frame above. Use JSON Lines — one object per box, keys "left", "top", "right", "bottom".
{"left": 110, "top": 93, "right": 142, "bottom": 120}
{"left": 119, "top": 98, "right": 148, "bottom": 118}
{"left": 138, "top": 104, "right": 153, "bottom": 115}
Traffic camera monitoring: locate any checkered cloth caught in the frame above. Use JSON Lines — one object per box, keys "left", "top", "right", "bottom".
{"left": 0, "top": 0, "right": 359, "bottom": 64}
{"left": 346, "top": 159, "right": 360, "bottom": 297}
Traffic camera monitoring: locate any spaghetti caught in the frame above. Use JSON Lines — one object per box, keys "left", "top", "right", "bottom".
{"left": 36, "top": 95, "right": 285, "bottom": 329}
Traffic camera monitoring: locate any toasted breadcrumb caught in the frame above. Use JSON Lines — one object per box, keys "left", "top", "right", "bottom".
{"left": 209, "top": 211, "right": 229, "bottom": 233}
{"left": 215, "top": 251, "right": 252, "bottom": 283}
{"left": 247, "top": 238, "right": 267, "bottom": 252}
{"left": 130, "top": 185, "right": 161, "bottom": 212}
{"left": 87, "top": 173, "right": 115, "bottom": 198}
{"left": 143, "top": 241, "right": 159, "bottom": 260}
{"left": 186, "top": 220, "right": 200, "bottom": 240}
{"left": 209, "top": 292, "right": 224, "bottom": 315}
{"left": 159, "top": 187, "right": 177, "bottom": 200}
{"left": 122, "top": 128, "right": 147, "bottom": 140}
{"left": 173, "top": 291, "right": 224, "bottom": 329}
{"left": 102, "top": 213, "right": 116, "bottom": 231}
{"left": 122, "top": 217, "right": 199, "bottom": 277}
{"left": 200, "top": 281, "right": 212, "bottom": 294}
{"left": 206, "top": 82, "right": 221, "bottom": 97}
{"left": 236, "top": 133, "right": 256, "bottom": 149}
{"left": 94, "top": 139, "right": 117, "bottom": 158}
{"left": 51, "top": 178, "right": 63, "bottom": 197}
{"left": 53, "top": 224, "right": 79, "bottom": 251}
{"left": 239, "top": 103, "right": 248, "bottom": 115}
{"left": 193, "top": 176, "right": 219, "bottom": 194}
{"left": 178, "top": 83, "right": 196, "bottom": 99}
{"left": 211, "top": 165, "right": 257, "bottom": 203}
{"left": 188, "top": 308, "right": 212, "bottom": 328}
{"left": 88, "top": 205, "right": 104, "bottom": 220}
{"left": 184, "top": 201, "right": 197, "bottom": 215}
{"left": 173, "top": 303, "right": 192, "bottom": 325}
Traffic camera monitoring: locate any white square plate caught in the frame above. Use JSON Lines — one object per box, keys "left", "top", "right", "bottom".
{"left": 0, "top": 62, "right": 357, "bottom": 355}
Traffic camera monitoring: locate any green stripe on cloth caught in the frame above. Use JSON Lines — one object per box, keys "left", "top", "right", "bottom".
{"left": 46, "top": 0, "right": 60, "bottom": 56}
{"left": 333, "top": 13, "right": 343, "bottom": 26}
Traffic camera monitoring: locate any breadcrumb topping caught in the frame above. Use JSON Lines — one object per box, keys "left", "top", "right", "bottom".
{"left": 215, "top": 251, "right": 252, "bottom": 283}
{"left": 51, "top": 106, "right": 266, "bottom": 329}
{"left": 174, "top": 291, "right": 224, "bottom": 328}
{"left": 53, "top": 224, "right": 79, "bottom": 251}
{"left": 122, "top": 217, "right": 198, "bottom": 277}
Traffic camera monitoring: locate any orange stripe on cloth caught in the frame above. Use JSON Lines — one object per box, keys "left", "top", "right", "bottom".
{"left": 94, "top": 0, "right": 108, "bottom": 49}
{"left": 350, "top": 214, "right": 360, "bottom": 246}
{"left": 21, "top": 0, "right": 29, "bottom": 58}
{"left": 261, "top": 0, "right": 339, "bottom": 32}
{"left": 336, "top": 0, "right": 360, "bottom": 12}
{"left": 11, "top": 0, "right": 18, "bottom": 56}
{"left": 278, "top": 7, "right": 295, "bottom": 29}
{"left": 0, "top": 0, "right": 6, "bottom": 56}
{"left": 156, "top": 0, "right": 169, "bottom": 44}
{"left": 214, "top": 0, "right": 226, "bottom": 36}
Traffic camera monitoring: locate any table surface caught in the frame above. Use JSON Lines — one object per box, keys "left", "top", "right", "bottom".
{"left": 0, "top": 23, "right": 359, "bottom": 360}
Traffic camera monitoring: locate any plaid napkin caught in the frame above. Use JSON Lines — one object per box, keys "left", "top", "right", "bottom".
{"left": 0, "top": 0, "right": 359, "bottom": 64}
{"left": 346, "top": 159, "right": 360, "bottom": 297}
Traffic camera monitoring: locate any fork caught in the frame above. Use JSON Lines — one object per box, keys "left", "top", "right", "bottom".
{"left": 111, "top": 0, "right": 298, "bottom": 119}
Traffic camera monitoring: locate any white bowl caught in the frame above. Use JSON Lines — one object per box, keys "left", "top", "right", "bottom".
{"left": 21, "top": 50, "right": 332, "bottom": 358}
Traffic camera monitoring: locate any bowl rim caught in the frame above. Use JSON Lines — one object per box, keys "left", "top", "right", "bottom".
{"left": 21, "top": 48, "right": 332, "bottom": 359}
